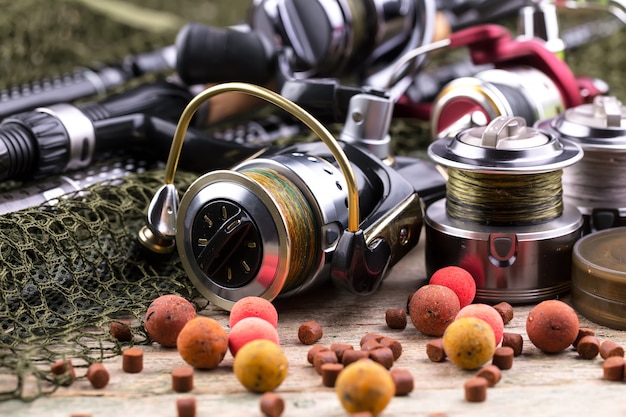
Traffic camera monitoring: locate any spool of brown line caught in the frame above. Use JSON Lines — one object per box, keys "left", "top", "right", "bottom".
{"left": 241, "top": 167, "right": 318, "bottom": 293}
{"left": 444, "top": 168, "right": 564, "bottom": 225}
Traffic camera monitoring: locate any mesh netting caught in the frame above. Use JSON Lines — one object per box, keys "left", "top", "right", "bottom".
{"left": 0, "top": 168, "right": 201, "bottom": 401}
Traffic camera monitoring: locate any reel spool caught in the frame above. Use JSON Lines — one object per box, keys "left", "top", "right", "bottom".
{"left": 425, "top": 116, "right": 584, "bottom": 304}
{"left": 139, "top": 82, "right": 423, "bottom": 310}
{"left": 536, "top": 95, "right": 626, "bottom": 233}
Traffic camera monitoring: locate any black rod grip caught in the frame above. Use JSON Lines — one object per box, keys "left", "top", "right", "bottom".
{"left": 175, "top": 23, "right": 276, "bottom": 86}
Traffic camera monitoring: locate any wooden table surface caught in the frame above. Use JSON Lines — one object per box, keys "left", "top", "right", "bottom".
{"left": 3, "top": 236, "right": 626, "bottom": 417}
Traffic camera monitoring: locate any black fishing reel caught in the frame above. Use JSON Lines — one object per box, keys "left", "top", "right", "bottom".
{"left": 138, "top": 83, "right": 443, "bottom": 310}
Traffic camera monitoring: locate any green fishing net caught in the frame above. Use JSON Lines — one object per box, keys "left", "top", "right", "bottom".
{"left": 0, "top": 168, "right": 203, "bottom": 401}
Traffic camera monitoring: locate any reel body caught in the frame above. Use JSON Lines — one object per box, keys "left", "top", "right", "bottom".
{"left": 393, "top": 24, "right": 606, "bottom": 139}
{"left": 425, "top": 116, "right": 584, "bottom": 304}
{"left": 249, "top": 0, "right": 435, "bottom": 87}
{"left": 536, "top": 95, "right": 626, "bottom": 233}
{"left": 177, "top": 141, "right": 423, "bottom": 310}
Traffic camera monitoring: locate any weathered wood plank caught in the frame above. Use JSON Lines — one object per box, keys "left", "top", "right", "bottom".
{"left": 3, "top": 240, "right": 626, "bottom": 417}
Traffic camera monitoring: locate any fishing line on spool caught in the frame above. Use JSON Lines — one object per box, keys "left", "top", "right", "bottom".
{"left": 445, "top": 168, "right": 565, "bottom": 225}
{"left": 563, "top": 149, "right": 626, "bottom": 205}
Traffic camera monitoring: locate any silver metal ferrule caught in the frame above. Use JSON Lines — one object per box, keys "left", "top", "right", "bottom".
{"left": 37, "top": 103, "right": 96, "bottom": 171}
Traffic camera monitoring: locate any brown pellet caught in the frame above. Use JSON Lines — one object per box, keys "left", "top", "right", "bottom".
{"left": 385, "top": 308, "right": 407, "bottom": 329}
{"left": 577, "top": 335, "right": 600, "bottom": 360}
{"left": 475, "top": 364, "right": 502, "bottom": 387}
{"left": 369, "top": 346, "right": 394, "bottom": 369}
{"left": 51, "top": 359, "right": 75, "bottom": 376}
{"left": 172, "top": 365, "right": 194, "bottom": 393}
{"left": 260, "top": 392, "right": 285, "bottom": 417}
{"left": 572, "top": 327, "right": 595, "bottom": 348}
{"left": 50, "top": 359, "right": 76, "bottom": 385}
{"left": 600, "top": 340, "right": 625, "bottom": 359}
{"left": 176, "top": 397, "right": 197, "bottom": 417}
{"left": 379, "top": 337, "right": 403, "bottom": 361}
{"left": 426, "top": 338, "right": 447, "bottom": 362}
{"left": 307, "top": 344, "right": 328, "bottom": 364}
{"left": 390, "top": 368, "right": 414, "bottom": 396}
{"left": 298, "top": 320, "right": 324, "bottom": 345}
{"left": 360, "top": 333, "right": 384, "bottom": 346}
{"left": 464, "top": 377, "right": 488, "bottom": 402}
{"left": 86, "top": 363, "right": 110, "bottom": 389}
{"left": 313, "top": 349, "right": 338, "bottom": 375}
{"left": 321, "top": 362, "right": 344, "bottom": 387}
{"left": 330, "top": 343, "right": 354, "bottom": 362}
{"left": 501, "top": 332, "right": 523, "bottom": 357}
{"left": 602, "top": 356, "right": 625, "bottom": 381}
{"left": 492, "top": 346, "right": 514, "bottom": 370}
{"left": 361, "top": 339, "right": 383, "bottom": 352}
{"left": 492, "top": 302, "right": 514, "bottom": 324}
{"left": 109, "top": 321, "right": 132, "bottom": 342}
{"left": 122, "top": 347, "right": 144, "bottom": 373}
{"left": 341, "top": 349, "right": 370, "bottom": 366}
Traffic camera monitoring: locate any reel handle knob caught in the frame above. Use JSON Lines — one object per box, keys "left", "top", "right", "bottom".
{"left": 331, "top": 230, "right": 392, "bottom": 296}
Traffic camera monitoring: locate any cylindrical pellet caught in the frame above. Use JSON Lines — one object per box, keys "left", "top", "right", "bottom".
{"left": 50, "top": 359, "right": 76, "bottom": 386}
{"left": 385, "top": 308, "right": 407, "bottom": 329}
{"left": 109, "top": 321, "right": 132, "bottom": 342}
{"left": 330, "top": 343, "right": 354, "bottom": 363}
{"left": 603, "top": 356, "right": 625, "bottom": 381}
{"left": 361, "top": 339, "right": 383, "bottom": 352}
{"left": 577, "top": 336, "right": 600, "bottom": 360}
{"left": 426, "top": 339, "right": 447, "bottom": 362}
{"left": 379, "top": 337, "right": 402, "bottom": 361}
{"left": 87, "top": 363, "right": 110, "bottom": 389}
{"left": 464, "top": 377, "right": 488, "bottom": 402}
{"left": 176, "top": 397, "right": 197, "bottom": 417}
{"left": 369, "top": 347, "right": 394, "bottom": 369}
{"left": 313, "top": 350, "right": 338, "bottom": 375}
{"left": 122, "top": 347, "right": 144, "bottom": 373}
{"left": 600, "top": 340, "right": 625, "bottom": 359}
{"left": 307, "top": 344, "right": 328, "bottom": 364}
{"left": 390, "top": 368, "right": 414, "bottom": 396}
{"left": 298, "top": 320, "right": 323, "bottom": 345}
{"left": 260, "top": 392, "right": 285, "bottom": 417}
{"left": 492, "top": 302, "right": 514, "bottom": 324}
{"left": 341, "top": 349, "right": 370, "bottom": 366}
{"left": 172, "top": 366, "right": 194, "bottom": 393}
{"left": 475, "top": 364, "right": 502, "bottom": 387}
{"left": 501, "top": 332, "right": 523, "bottom": 357}
{"left": 492, "top": 346, "right": 514, "bottom": 370}
{"left": 360, "top": 333, "right": 384, "bottom": 347}
{"left": 321, "top": 362, "right": 344, "bottom": 387}
{"left": 572, "top": 328, "right": 595, "bottom": 348}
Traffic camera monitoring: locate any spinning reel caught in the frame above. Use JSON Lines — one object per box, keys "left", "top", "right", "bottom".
{"left": 138, "top": 83, "right": 429, "bottom": 310}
